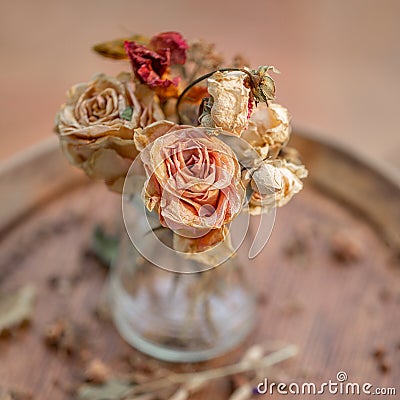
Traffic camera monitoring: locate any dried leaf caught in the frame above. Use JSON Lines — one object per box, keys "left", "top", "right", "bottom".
{"left": 0, "top": 389, "right": 32, "bottom": 400}
{"left": 0, "top": 285, "right": 36, "bottom": 334}
{"left": 77, "top": 380, "right": 132, "bottom": 400}
{"left": 93, "top": 35, "right": 149, "bottom": 60}
{"left": 91, "top": 225, "right": 120, "bottom": 267}
{"left": 168, "top": 388, "right": 188, "bottom": 400}
{"left": 228, "top": 384, "right": 253, "bottom": 400}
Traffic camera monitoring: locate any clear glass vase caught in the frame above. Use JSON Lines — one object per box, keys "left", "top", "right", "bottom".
{"left": 109, "top": 197, "right": 257, "bottom": 362}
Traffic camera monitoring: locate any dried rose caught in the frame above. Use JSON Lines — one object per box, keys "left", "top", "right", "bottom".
{"left": 241, "top": 102, "right": 291, "bottom": 159}
{"left": 55, "top": 73, "right": 164, "bottom": 192}
{"left": 247, "top": 159, "right": 308, "bottom": 215}
{"left": 125, "top": 31, "right": 188, "bottom": 93}
{"left": 199, "top": 71, "right": 250, "bottom": 136}
{"left": 249, "top": 65, "right": 278, "bottom": 104}
{"left": 150, "top": 31, "right": 188, "bottom": 65}
{"left": 137, "top": 122, "right": 245, "bottom": 252}
{"left": 124, "top": 41, "right": 177, "bottom": 88}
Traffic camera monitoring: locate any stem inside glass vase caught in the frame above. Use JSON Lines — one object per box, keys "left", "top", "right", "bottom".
{"left": 110, "top": 224, "right": 256, "bottom": 362}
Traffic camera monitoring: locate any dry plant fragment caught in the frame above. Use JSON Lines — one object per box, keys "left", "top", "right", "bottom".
{"left": 77, "top": 380, "right": 131, "bottom": 400}
{"left": 0, "top": 389, "right": 33, "bottom": 400}
{"left": 0, "top": 285, "right": 36, "bottom": 336}
{"left": 84, "top": 359, "right": 111, "bottom": 384}
{"left": 73, "top": 344, "right": 297, "bottom": 400}
{"left": 125, "top": 344, "right": 298, "bottom": 396}
{"left": 330, "top": 230, "right": 364, "bottom": 264}
{"left": 44, "top": 318, "right": 88, "bottom": 356}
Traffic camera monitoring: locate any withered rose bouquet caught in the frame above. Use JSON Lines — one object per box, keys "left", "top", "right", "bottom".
{"left": 55, "top": 31, "right": 307, "bottom": 260}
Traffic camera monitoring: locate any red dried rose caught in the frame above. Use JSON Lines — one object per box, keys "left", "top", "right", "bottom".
{"left": 150, "top": 31, "right": 188, "bottom": 65}
{"left": 124, "top": 31, "right": 188, "bottom": 90}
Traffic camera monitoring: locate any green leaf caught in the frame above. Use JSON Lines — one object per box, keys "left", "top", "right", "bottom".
{"left": 120, "top": 106, "right": 133, "bottom": 121}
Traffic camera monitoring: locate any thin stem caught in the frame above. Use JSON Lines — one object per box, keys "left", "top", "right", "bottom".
{"left": 125, "top": 344, "right": 298, "bottom": 396}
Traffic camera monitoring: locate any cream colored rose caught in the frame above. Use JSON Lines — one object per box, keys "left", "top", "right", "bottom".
{"left": 247, "top": 159, "right": 308, "bottom": 215}
{"left": 55, "top": 72, "right": 164, "bottom": 192}
{"left": 137, "top": 122, "right": 245, "bottom": 253}
{"left": 199, "top": 71, "right": 250, "bottom": 136}
{"left": 241, "top": 102, "right": 291, "bottom": 159}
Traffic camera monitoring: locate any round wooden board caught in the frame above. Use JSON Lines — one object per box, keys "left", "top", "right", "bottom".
{"left": 0, "top": 132, "right": 399, "bottom": 399}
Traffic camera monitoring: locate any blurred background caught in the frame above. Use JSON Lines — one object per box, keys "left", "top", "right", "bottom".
{"left": 0, "top": 0, "right": 399, "bottom": 170}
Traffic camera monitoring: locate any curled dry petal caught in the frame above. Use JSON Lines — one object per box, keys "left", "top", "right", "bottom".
{"left": 247, "top": 160, "right": 308, "bottom": 215}
{"left": 55, "top": 73, "right": 164, "bottom": 192}
{"left": 134, "top": 120, "right": 187, "bottom": 152}
{"left": 199, "top": 71, "right": 250, "bottom": 136}
{"left": 173, "top": 226, "right": 236, "bottom": 265}
{"left": 139, "top": 123, "right": 244, "bottom": 253}
{"left": 150, "top": 31, "right": 188, "bottom": 65}
{"left": 124, "top": 41, "right": 179, "bottom": 89}
{"left": 241, "top": 102, "right": 291, "bottom": 159}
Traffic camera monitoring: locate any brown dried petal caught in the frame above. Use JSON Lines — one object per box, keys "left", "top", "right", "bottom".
{"left": 60, "top": 135, "right": 138, "bottom": 193}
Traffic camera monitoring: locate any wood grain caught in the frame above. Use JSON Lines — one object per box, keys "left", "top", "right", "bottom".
{"left": 0, "top": 134, "right": 399, "bottom": 399}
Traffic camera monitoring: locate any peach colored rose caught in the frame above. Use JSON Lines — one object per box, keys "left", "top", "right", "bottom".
{"left": 137, "top": 122, "right": 245, "bottom": 252}
{"left": 55, "top": 73, "right": 164, "bottom": 192}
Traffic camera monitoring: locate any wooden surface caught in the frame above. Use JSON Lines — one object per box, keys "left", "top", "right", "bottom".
{"left": 0, "top": 133, "right": 399, "bottom": 399}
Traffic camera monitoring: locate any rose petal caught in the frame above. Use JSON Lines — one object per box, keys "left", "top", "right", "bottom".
{"left": 173, "top": 227, "right": 235, "bottom": 267}
{"left": 247, "top": 160, "right": 308, "bottom": 215}
{"left": 199, "top": 71, "right": 250, "bottom": 136}
{"left": 150, "top": 31, "right": 188, "bottom": 65}
{"left": 124, "top": 41, "right": 178, "bottom": 88}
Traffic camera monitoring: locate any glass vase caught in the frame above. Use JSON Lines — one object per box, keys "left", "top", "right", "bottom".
{"left": 109, "top": 197, "right": 257, "bottom": 362}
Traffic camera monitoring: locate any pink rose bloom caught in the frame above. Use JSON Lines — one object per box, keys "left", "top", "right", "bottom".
{"left": 136, "top": 122, "right": 245, "bottom": 252}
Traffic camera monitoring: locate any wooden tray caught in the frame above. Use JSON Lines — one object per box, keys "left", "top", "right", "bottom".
{"left": 0, "top": 132, "right": 399, "bottom": 399}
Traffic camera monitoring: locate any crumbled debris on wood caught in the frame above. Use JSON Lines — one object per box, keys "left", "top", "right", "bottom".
{"left": 43, "top": 318, "right": 88, "bottom": 356}
{"left": 372, "top": 345, "right": 386, "bottom": 360}
{"left": 330, "top": 231, "right": 364, "bottom": 264}
{"left": 378, "top": 360, "right": 391, "bottom": 374}
{"left": 84, "top": 359, "right": 110, "bottom": 384}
